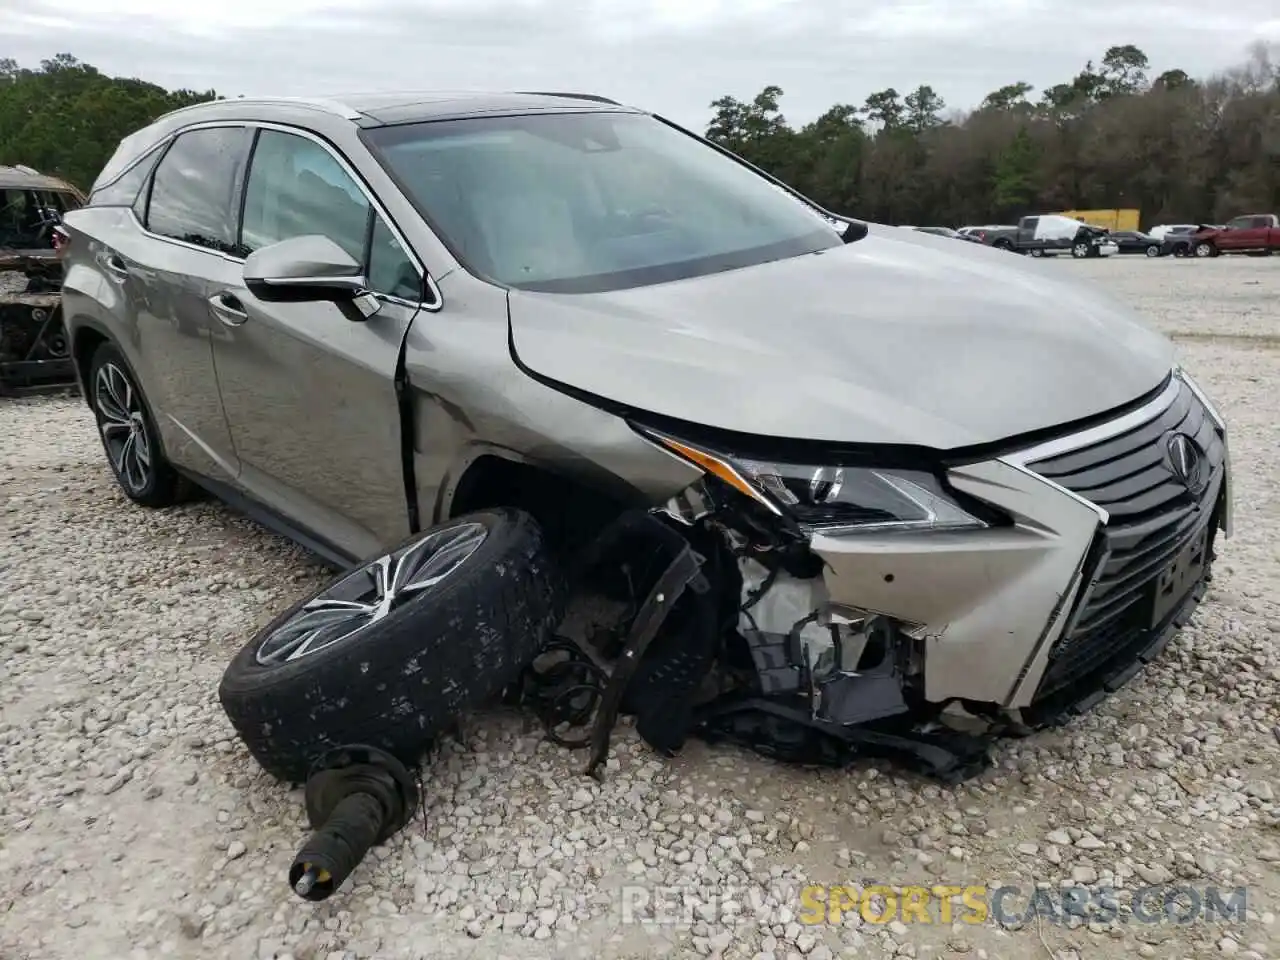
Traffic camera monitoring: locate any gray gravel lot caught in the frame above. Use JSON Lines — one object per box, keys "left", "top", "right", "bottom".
{"left": 1, "top": 255, "right": 1278, "bottom": 960}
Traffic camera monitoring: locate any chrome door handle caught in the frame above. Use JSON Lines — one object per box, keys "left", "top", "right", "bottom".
{"left": 208, "top": 292, "right": 248, "bottom": 326}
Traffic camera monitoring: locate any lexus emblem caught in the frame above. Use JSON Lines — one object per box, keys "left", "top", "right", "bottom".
{"left": 1165, "top": 432, "right": 1206, "bottom": 494}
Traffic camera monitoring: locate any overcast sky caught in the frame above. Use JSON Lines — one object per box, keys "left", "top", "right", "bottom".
{"left": 6, "top": 0, "right": 1279, "bottom": 130}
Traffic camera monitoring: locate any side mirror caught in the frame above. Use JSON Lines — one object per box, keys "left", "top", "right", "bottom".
{"left": 243, "top": 235, "right": 368, "bottom": 304}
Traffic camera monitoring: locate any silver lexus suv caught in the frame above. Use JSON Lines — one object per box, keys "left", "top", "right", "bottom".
{"left": 60, "top": 91, "right": 1230, "bottom": 768}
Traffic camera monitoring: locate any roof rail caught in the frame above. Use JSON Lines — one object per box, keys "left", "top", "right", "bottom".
{"left": 156, "top": 95, "right": 362, "bottom": 122}
{"left": 515, "top": 91, "right": 620, "bottom": 106}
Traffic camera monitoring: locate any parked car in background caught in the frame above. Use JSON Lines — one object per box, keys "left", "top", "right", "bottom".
{"left": 1189, "top": 214, "right": 1280, "bottom": 257}
{"left": 1108, "top": 230, "right": 1163, "bottom": 256}
{"left": 1148, "top": 223, "right": 1200, "bottom": 242}
{"left": 1, "top": 165, "right": 85, "bottom": 253}
{"left": 976, "top": 215, "right": 1117, "bottom": 258}
{"left": 908, "top": 226, "right": 960, "bottom": 238}
{"left": 957, "top": 225, "right": 1013, "bottom": 240}
{"left": 1, "top": 166, "right": 84, "bottom": 394}
{"left": 1155, "top": 225, "right": 1206, "bottom": 257}
{"left": 905, "top": 226, "right": 982, "bottom": 244}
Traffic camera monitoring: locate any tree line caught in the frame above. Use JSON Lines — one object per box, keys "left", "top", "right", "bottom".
{"left": 2, "top": 46, "right": 1277, "bottom": 228}
{"left": 707, "top": 43, "right": 1280, "bottom": 228}
{"left": 0, "top": 54, "right": 216, "bottom": 192}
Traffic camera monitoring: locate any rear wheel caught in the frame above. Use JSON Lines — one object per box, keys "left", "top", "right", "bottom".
{"left": 1029, "top": 248, "right": 1044, "bottom": 258}
{"left": 87, "top": 341, "right": 186, "bottom": 507}
{"left": 1145, "top": 244, "right": 1160, "bottom": 257}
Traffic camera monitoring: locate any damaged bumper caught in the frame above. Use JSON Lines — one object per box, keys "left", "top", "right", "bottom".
{"left": 651, "top": 367, "right": 1229, "bottom": 735}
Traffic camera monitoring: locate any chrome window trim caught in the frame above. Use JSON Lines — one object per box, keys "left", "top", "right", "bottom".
{"left": 121, "top": 118, "right": 443, "bottom": 312}
{"left": 89, "top": 140, "right": 170, "bottom": 199}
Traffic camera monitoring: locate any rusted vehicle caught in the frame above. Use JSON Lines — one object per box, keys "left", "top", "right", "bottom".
{"left": 0, "top": 165, "right": 84, "bottom": 394}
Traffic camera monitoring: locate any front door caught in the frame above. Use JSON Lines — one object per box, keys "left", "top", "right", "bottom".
{"left": 1217, "top": 216, "right": 1258, "bottom": 251}
{"left": 208, "top": 126, "right": 428, "bottom": 561}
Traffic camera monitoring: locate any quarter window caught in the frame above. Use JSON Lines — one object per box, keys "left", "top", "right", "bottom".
{"left": 145, "top": 126, "right": 252, "bottom": 254}
{"left": 367, "top": 217, "right": 421, "bottom": 301}
{"left": 89, "top": 147, "right": 162, "bottom": 208}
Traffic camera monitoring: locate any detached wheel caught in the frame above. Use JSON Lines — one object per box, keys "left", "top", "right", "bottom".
{"left": 88, "top": 340, "right": 187, "bottom": 507}
{"left": 218, "top": 509, "right": 563, "bottom": 782}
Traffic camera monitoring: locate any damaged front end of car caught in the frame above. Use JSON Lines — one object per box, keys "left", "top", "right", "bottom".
{"left": 521, "top": 371, "right": 1229, "bottom": 784}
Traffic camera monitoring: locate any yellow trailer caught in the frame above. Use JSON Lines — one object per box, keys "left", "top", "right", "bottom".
{"left": 1054, "top": 209, "right": 1141, "bottom": 232}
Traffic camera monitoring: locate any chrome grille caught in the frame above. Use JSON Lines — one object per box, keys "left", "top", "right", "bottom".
{"left": 1026, "top": 378, "right": 1226, "bottom": 699}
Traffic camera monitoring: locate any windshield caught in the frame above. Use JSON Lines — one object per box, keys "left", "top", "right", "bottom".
{"left": 363, "top": 111, "right": 844, "bottom": 293}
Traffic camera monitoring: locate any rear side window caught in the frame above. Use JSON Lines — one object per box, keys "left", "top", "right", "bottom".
{"left": 145, "top": 126, "right": 252, "bottom": 255}
{"left": 88, "top": 147, "right": 162, "bottom": 208}
{"left": 1020, "top": 216, "right": 1039, "bottom": 229}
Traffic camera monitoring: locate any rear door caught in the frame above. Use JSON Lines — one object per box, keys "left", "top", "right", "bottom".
{"left": 107, "top": 125, "right": 252, "bottom": 482}
{"left": 206, "top": 125, "right": 427, "bottom": 561}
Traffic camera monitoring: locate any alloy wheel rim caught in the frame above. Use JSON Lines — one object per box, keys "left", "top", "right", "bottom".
{"left": 95, "top": 361, "right": 152, "bottom": 493}
{"left": 255, "top": 522, "right": 488, "bottom": 665}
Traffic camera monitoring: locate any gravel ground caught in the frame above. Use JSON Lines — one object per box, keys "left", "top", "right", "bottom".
{"left": 1, "top": 255, "right": 1277, "bottom": 960}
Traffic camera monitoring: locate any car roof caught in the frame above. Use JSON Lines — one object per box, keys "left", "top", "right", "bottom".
{"left": 0, "top": 164, "right": 84, "bottom": 195}
{"left": 159, "top": 90, "right": 639, "bottom": 128}
{"left": 97, "top": 91, "right": 643, "bottom": 190}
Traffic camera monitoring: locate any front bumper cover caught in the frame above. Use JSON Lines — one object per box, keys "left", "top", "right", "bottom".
{"left": 808, "top": 368, "right": 1228, "bottom": 714}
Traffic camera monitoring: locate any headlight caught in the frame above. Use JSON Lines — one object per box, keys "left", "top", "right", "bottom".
{"left": 644, "top": 431, "right": 987, "bottom": 534}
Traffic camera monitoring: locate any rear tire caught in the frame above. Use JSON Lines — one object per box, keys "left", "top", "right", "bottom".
{"left": 87, "top": 341, "right": 187, "bottom": 507}
{"left": 1029, "top": 248, "right": 1044, "bottom": 258}
{"left": 218, "top": 509, "right": 564, "bottom": 782}
{"left": 1145, "top": 245, "right": 1160, "bottom": 257}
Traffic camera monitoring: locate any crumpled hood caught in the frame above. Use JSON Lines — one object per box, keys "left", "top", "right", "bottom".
{"left": 507, "top": 224, "right": 1174, "bottom": 450}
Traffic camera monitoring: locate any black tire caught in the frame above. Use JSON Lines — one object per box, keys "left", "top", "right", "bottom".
{"left": 1145, "top": 245, "right": 1160, "bottom": 257}
{"left": 87, "top": 340, "right": 187, "bottom": 507}
{"left": 218, "top": 509, "right": 564, "bottom": 782}
{"left": 1072, "top": 241, "right": 1090, "bottom": 259}
{"left": 1029, "top": 248, "right": 1044, "bottom": 258}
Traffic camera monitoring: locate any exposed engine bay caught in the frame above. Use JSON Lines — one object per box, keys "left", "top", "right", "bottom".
{"left": 517, "top": 475, "right": 1003, "bottom": 784}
